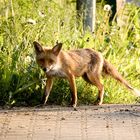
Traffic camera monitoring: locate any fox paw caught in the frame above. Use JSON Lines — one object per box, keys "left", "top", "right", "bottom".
{"left": 94, "top": 99, "right": 103, "bottom": 105}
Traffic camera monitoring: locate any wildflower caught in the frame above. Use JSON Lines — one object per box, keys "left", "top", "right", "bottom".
{"left": 104, "top": 4, "right": 111, "bottom": 12}
{"left": 27, "top": 18, "right": 36, "bottom": 25}
{"left": 38, "top": 10, "right": 46, "bottom": 18}
{"left": 109, "top": 44, "right": 112, "bottom": 48}
{"left": 96, "top": 20, "right": 101, "bottom": 25}
{"left": 126, "top": 50, "right": 129, "bottom": 55}
{"left": 25, "top": 56, "right": 32, "bottom": 63}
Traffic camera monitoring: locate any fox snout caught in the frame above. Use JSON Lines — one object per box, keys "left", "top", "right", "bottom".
{"left": 42, "top": 64, "right": 55, "bottom": 73}
{"left": 42, "top": 67, "right": 47, "bottom": 72}
{"left": 42, "top": 67, "right": 51, "bottom": 73}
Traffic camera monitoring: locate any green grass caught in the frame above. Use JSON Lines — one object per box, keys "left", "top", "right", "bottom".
{"left": 0, "top": 0, "right": 140, "bottom": 106}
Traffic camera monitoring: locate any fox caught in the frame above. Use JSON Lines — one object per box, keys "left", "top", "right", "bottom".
{"left": 33, "top": 41, "right": 140, "bottom": 108}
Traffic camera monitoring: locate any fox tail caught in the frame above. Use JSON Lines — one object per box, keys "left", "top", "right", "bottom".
{"left": 103, "top": 59, "right": 140, "bottom": 97}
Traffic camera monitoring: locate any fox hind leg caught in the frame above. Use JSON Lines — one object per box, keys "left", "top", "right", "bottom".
{"left": 86, "top": 72, "right": 104, "bottom": 105}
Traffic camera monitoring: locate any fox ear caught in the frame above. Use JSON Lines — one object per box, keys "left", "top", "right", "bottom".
{"left": 52, "top": 42, "right": 62, "bottom": 55}
{"left": 33, "top": 41, "right": 43, "bottom": 54}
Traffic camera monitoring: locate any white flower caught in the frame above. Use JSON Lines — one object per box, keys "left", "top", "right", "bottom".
{"left": 96, "top": 20, "right": 101, "bottom": 24}
{"left": 27, "top": 18, "right": 36, "bottom": 25}
{"left": 104, "top": 4, "right": 111, "bottom": 12}
{"left": 109, "top": 44, "right": 112, "bottom": 48}
{"left": 38, "top": 10, "right": 46, "bottom": 18}
{"left": 25, "top": 56, "right": 32, "bottom": 63}
{"left": 126, "top": 50, "right": 129, "bottom": 55}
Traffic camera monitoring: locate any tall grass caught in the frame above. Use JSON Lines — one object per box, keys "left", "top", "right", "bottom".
{"left": 0, "top": 0, "right": 140, "bottom": 106}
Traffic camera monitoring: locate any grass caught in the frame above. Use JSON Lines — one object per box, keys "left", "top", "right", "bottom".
{"left": 0, "top": 0, "right": 140, "bottom": 106}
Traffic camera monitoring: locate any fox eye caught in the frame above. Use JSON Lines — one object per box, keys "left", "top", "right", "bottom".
{"left": 39, "top": 59, "right": 45, "bottom": 63}
{"left": 48, "top": 59, "right": 54, "bottom": 64}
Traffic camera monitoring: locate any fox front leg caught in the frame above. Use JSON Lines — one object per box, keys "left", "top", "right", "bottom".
{"left": 43, "top": 78, "right": 53, "bottom": 105}
{"left": 67, "top": 74, "right": 77, "bottom": 109}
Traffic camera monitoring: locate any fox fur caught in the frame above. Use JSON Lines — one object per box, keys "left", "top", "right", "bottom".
{"left": 33, "top": 41, "right": 140, "bottom": 108}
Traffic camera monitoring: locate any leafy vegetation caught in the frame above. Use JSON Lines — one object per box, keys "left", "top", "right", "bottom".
{"left": 0, "top": 0, "right": 140, "bottom": 106}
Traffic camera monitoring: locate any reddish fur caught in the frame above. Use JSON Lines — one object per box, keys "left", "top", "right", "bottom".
{"left": 33, "top": 41, "right": 140, "bottom": 108}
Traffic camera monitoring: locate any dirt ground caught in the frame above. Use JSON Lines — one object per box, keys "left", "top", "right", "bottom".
{"left": 0, "top": 104, "right": 140, "bottom": 140}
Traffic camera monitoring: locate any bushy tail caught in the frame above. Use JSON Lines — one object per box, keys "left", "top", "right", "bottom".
{"left": 133, "top": 89, "right": 140, "bottom": 97}
{"left": 103, "top": 59, "right": 140, "bottom": 96}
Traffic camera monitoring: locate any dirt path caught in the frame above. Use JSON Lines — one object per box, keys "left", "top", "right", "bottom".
{"left": 0, "top": 104, "right": 140, "bottom": 140}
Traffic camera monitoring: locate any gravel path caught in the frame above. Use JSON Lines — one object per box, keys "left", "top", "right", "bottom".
{"left": 0, "top": 104, "right": 140, "bottom": 140}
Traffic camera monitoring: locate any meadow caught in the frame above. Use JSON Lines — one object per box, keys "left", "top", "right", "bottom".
{"left": 0, "top": 0, "right": 140, "bottom": 106}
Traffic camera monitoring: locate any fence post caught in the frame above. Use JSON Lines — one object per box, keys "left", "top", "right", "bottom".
{"left": 116, "top": 0, "right": 126, "bottom": 27}
{"left": 76, "top": 0, "right": 96, "bottom": 32}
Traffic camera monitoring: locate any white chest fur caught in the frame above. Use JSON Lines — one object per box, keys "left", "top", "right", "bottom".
{"left": 46, "top": 61, "right": 67, "bottom": 78}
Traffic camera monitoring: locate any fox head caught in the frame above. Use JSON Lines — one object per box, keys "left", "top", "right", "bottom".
{"left": 33, "top": 41, "right": 62, "bottom": 73}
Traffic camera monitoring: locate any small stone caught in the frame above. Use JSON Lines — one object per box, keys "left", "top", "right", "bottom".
{"left": 106, "top": 125, "right": 109, "bottom": 128}
{"left": 61, "top": 117, "right": 65, "bottom": 121}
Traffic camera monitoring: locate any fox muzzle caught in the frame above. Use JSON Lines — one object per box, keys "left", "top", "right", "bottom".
{"left": 42, "top": 67, "right": 47, "bottom": 72}
{"left": 42, "top": 65, "right": 54, "bottom": 73}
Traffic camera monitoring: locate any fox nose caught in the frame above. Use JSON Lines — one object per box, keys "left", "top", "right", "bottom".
{"left": 42, "top": 67, "right": 50, "bottom": 72}
{"left": 42, "top": 67, "right": 47, "bottom": 72}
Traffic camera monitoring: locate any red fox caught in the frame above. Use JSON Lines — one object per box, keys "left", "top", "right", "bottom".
{"left": 33, "top": 41, "right": 140, "bottom": 108}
